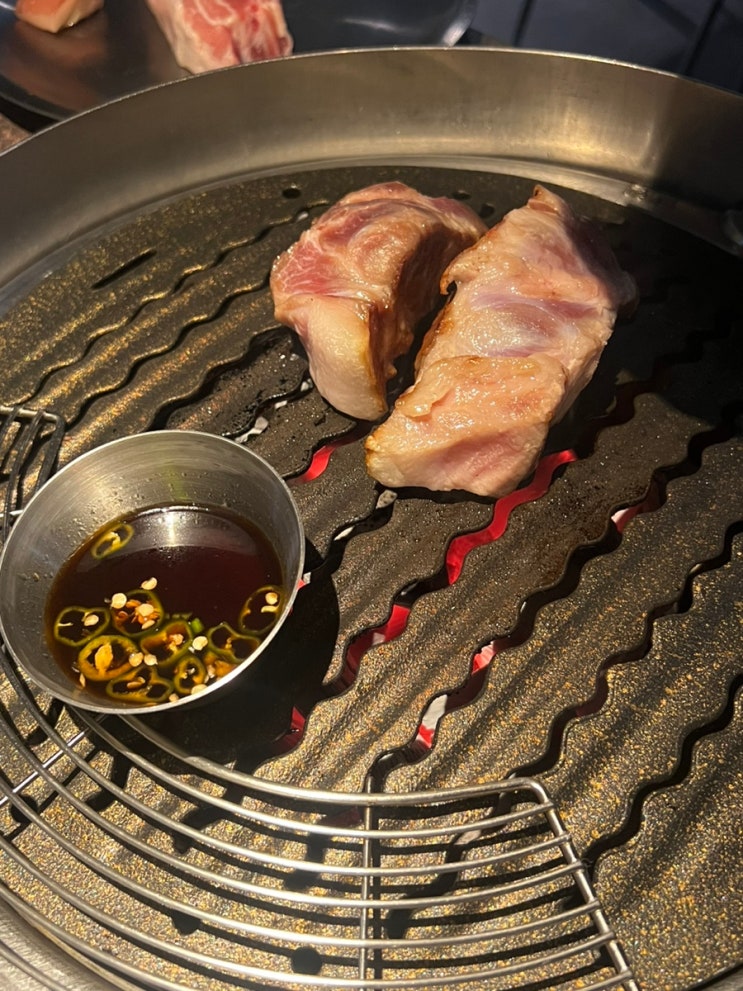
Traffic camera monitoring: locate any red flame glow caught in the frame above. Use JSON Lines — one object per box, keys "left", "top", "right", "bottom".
{"left": 284, "top": 445, "right": 579, "bottom": 756}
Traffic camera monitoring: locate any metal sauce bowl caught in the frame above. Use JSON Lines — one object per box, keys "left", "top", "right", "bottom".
{"left": 0, "top": 430, "right": 305, "bottom": 715}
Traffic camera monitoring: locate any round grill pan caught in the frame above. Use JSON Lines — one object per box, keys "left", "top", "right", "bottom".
{"left": 0, "top": 47, "right": 741, "bottom": 991}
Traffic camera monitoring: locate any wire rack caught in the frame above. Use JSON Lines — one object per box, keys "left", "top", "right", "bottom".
{"left": 0, "top": 707, "right": 637, "bottom": 991}
{"left": 0, "top": 404, "right": 64, "bottom": 542}
{"left": 0, "top": 406, "right": 637, "bottom": 990}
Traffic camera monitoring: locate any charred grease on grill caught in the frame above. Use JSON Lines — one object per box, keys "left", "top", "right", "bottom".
{"left": 45, "top": 505, "right": 285, "bottom": 705}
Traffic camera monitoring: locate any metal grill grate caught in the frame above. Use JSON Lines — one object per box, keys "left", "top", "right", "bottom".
{"left": 0, "top": 404, "right": 64, "bottom": 541}
{"left": 0, "top": 162, "right": 740, "bottom": 991}
{"left": 0, "top": 661, "right": 637, "bottom": 990}
{"left": 0, "top": 384, "right": 636, "bottom": 991}
{"left": 0, "top": 399, "right": 636, "bottom": 989}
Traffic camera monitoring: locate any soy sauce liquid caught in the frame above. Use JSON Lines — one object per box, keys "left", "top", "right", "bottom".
{"left": 45, "top": 504, "right": 284, "bottom": 697}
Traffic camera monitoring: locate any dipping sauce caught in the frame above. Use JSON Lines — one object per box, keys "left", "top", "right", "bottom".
{"left": 45, "top": 504, "right": 286, "bottom": 706}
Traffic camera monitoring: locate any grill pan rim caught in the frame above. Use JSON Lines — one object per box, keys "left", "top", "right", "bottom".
{"left": 1, "top": 46, "right": 742, "bottom": 297}
{"left": 0, "top": 46, "right": 741, "bottom": 991}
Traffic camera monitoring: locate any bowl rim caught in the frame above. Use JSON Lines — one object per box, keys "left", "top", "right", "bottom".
{"left": 0, "top": 429, "right": 305, "bottom": 716}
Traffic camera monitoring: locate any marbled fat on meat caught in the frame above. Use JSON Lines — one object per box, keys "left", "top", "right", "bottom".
{"left": 145, "top": 0, "right": 293, "bottom": 73}
{"left": 365, "top": 185, "right": 638, "bottom": 498}
{"left": 270, "top": 183, "right": 487, "bottom": 420}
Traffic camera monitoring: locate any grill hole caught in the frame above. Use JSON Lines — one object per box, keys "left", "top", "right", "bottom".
{"left": 291, "top": 946, "right": 322, "bottom": 974}
{"left": 10, "top": 794, "right": 38, "bottom": 825}
{"left": 24, "top": 697, "right": 65, "bottom": 746}
{"left": 84, "top": 751, "right": 132, "bottom": 813}
{"left": 171, "top": 910, "right": 200, "bottom": 935}
{"left": 91, "top": 249, "right": 156, "bottom": 289}
{"left": 282, "top": 185, "right": 302, "bottom": 199}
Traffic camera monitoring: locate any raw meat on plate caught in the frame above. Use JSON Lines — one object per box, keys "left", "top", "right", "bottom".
{"left": 145, "top": 0, "right": 293, "bottom": 74}
{"left": 270, "top": 182, "right": 487, "bottom": 420}
{"left": 365, "top": 185, "right": 637, "bottom": 498}
{"left": 15, "top": 0, "right": 102, "bottom": 32}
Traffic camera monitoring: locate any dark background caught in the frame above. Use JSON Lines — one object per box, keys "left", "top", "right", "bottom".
{"left": 471, "top": 0, "right": 743, "bottom": 92}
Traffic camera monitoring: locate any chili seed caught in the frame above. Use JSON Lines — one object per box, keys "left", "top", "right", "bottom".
{"left": 141, "top": 577, "right": 158, "bottom": 590}
{"left": 94, "top": 642, "right": 114, "bottom": 672}
{"left": 111, "top": 593, "right": 127, "bottom": 610}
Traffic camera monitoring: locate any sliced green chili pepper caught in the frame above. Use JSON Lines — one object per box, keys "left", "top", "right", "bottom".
{"left": 110, "top": 588, "right": 164, "bottom": 637}
{"left": 57, "top": 556, "right": 279, "bottom": 705}
{"left": 106, "top": 666, "right": 174, "bottom": 704}
{"left": 78, "top": 634, "right": 138, "bottom": 682}
{"left": 238, "top": 585, "right": 284, "bottom": 636}
{"left": 91, "top": 523, "right": 134, "bottom": 560}
{"left": 202, "top": 649, "right": 238, "bottom": 681}
{"left": 140, "top": 620, "right": 193, "bottom": 668}
{"left": 53, "top": 606, "right": 109, "bottom": 647}
{"left": 173, "top": 655, "right": 208, "bottom": 695}
{"left": 207, "top": 623, "right": 261, "bottom": 663}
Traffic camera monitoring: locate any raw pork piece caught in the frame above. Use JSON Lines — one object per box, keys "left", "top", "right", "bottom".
{"left": 270, "top": 182, "right": 487, "bottom": 420}
{"left": 145, "top": 0, "right": 293, "bottom": 74}
{"left": 15, "top": 0, "right": 103, "bottom": 32}
{"left": 365, "top": 185, "right": 637, "bottom": 498}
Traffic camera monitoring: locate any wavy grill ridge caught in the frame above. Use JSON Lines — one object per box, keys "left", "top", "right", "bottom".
{"left": 0, "top": 164, "right": 740, "bottom": 991}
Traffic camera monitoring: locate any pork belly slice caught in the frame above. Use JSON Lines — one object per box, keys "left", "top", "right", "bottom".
{"left": 145, "top": 0, "right": 293, "bottom": 74}
{"left": 270, "top": 182, "right": 487, "bottom": 420}
{"left": 15, "top": 0, "right": 103, "bottom": 33}
{"left": 365, "top": 354, "right": 567, "bottom": 496}
{"left": 365, "top": 185, "right": 638, "bottom": 498}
